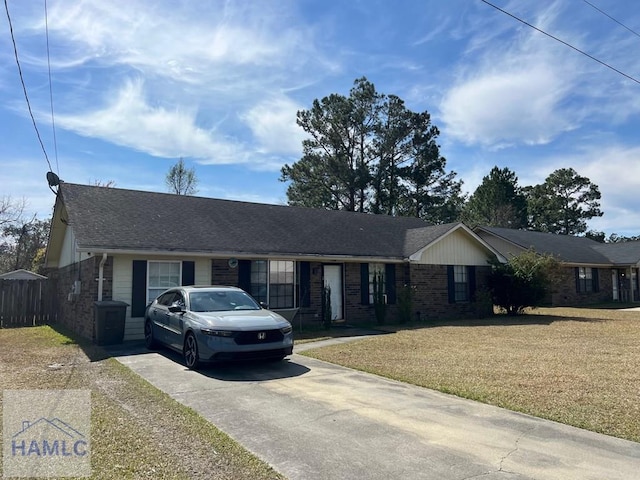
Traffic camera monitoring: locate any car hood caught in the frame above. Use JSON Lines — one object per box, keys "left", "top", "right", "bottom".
{"left": 188, "top": 309, "right": 290, "bottom": 330}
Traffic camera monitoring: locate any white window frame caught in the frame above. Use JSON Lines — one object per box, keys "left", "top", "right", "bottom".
{"left": 147, "top": 260, "right": 182, "bottom": 304}
{"left": 577, "top": 267, "right": 593, "bottom": 293}
{"left": 454, "top": 265, "right": 469, "bottom": 302}
{"left": 368, "top": 263, "right": 386, "bottom": 304}
{"left": 250, "top": 260, "right": 296, "bottom": 309}
{"left": 269, "top": 260, "right": 295, "bottom": 309}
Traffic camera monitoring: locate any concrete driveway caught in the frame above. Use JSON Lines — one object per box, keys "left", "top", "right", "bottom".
{"left": 112, "top": 340, "right": 640, "bottom": 480}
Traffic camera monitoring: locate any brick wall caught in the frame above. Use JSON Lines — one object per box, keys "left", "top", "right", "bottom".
{"left": 410, "top": 264, "right": 492, "bottom": 321}
{"left": 550, "top": 267, "right": 612, "bottom": 306}
{"left": 208, "top": 258, "right": 493, "bottom": 327}
{"left": 47, "top": 256, "right": 114, "bottom": 340}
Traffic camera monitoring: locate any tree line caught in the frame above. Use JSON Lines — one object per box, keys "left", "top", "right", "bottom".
{"left": 280, "top": 77, "right": 614, "bottom": 238}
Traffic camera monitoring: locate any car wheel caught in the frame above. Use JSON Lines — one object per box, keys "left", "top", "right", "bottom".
{"left": 144, "top": 320, "right": 157, "bottom": 349}
{"left": 183, "top": 333, "right": 200, "bottom": 369}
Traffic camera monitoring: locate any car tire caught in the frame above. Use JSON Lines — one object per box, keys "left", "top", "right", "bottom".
{"left": 183, "top": 332, "right": 200, "bottom": 369}
{"left": 144, "top": 320, "right": 157, "bottom": 350}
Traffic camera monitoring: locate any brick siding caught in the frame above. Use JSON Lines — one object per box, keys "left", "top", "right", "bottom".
{"left": 550, "top": 267, "right": 612, "bottom": 306}
{"left": 46, "top": 256, "right": 113, "bottom": 341}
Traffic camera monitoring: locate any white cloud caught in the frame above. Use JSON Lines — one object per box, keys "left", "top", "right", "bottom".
{"left": 55, "top": 78, "right": 251, "bottom": 164}
{"left": 42, "top": 0, "right": 317, "bottom": 87}
{"left": 579, "top": 147, "right": 640, "bottom": 235}
{"left": 440, "top": 65, "right": 575, "bottom": 148}
{"left": 241, "top": 97, "right": 305, "bottom": 156}
{"left": 438, "top": 0, "right": 640, "bottom": 151}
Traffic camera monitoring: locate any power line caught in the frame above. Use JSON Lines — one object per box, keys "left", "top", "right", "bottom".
{"left": 479, "top": 0, "right": 640, "bottom": 86}
{"left": 3, "top": 0, "right": 54, "bottom": 172}
{"left": 44, "top": 0, "right": 59, "bottom": 175}
{"left": 582, "top": 0, "right": 640, "bottom": 39}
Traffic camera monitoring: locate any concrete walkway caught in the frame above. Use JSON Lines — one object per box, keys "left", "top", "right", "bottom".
{"left": 111, "top": 339, "right": 640, "bottom": 480}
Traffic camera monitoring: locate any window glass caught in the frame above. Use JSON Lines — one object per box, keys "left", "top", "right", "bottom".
{"left": 454, "top": 265, "right": 469, "bottom": 302}
{"left": 189, "top": 290, "right": 260, "bottom": 312}
{"left": 269, "top": 260, "right": 295, "bottom": 308}
{"left": 250, "top": 260, "right": 268, "bottom": 304}
{"left": 578, "top": 267, "right": 593, "bottom": 293}
{"left": 148, "top": 261, "right": 181, "bottom": 304}
{"left": 157, "top": 292, "right": 177, "bottom": 306}
{"left": 368, "top": 263, "right": 386, "bottom": 304}
{"left": 247, "top": 260, "right": 296, "bottom": 308}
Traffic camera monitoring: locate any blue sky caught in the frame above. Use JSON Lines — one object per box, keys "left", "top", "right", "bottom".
{"left": 1, "top": 0, "right": 639, "bottom": 235}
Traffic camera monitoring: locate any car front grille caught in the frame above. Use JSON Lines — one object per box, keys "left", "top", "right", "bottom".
{"left": 211, "top": 347, "right": 292, "bottom": 362}
{"left": 234, "top": 329, "right": 284, "bottom": 345}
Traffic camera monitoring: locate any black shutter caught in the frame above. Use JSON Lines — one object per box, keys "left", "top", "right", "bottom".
{"left": 300, "top": 261, "right": 311, "bottom": 307}
{"left": 238, "top": 260, "right": 251, "bottom": 292}
{"left": 360, "top": 263, "right": 370, "bottom": 305}
{"left": 575, "top": 267, "right": 581, "bottom": 293}
{"left": 447, "top": 265, "right": 455, "bottom": 304}
{"left": 131, "top": 260, "right": 147, "bottom": 317}
{"left": 182, "top": 261, "right": 195, "bottom": 286}
{"left": 469, "top": 266, "right": 477, "bottom": 300}
{"left": 385, "top": 264, "right": 396, "bottom": 304}
{"left": 593, "top": 268, "right": 599, "bottom": 292}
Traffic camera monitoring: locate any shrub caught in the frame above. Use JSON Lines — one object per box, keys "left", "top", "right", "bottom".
{"left": 488, "top": 249, "right": 559, "bottom": 315}
{"left": 397, "top": 284, "right": 416, "bottom": 324}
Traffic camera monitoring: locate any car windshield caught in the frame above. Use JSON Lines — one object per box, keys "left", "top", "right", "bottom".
{"left": 188, "top": 290, "right": 261, "bottom": 312}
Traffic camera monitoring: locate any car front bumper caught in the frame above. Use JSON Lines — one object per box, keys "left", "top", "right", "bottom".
{"left": 198, "top": 331, "right": 294, "bottom": 363}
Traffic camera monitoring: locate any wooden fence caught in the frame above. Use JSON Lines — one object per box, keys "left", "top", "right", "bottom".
{"left": 0, "top": 278, "right": 58, "bottom": 328}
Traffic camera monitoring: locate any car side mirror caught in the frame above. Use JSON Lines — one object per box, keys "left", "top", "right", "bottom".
{"left": 259, "top": 302, "right": 269, "bottom": 309}
{"left": 168, "top": 303, "right": 185, "bottom": 313}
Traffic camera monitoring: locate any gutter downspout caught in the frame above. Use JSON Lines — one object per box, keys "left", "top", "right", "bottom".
{"left": 98, "top": 253, "right": 107, "bottom": 301}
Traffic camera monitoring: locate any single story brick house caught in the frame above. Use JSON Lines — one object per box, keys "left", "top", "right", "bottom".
{"left": 475, "top": 226, "right": 640, "bottom": 305}
{"left": 44, "top": 183, "right": 506, "bottom": 342}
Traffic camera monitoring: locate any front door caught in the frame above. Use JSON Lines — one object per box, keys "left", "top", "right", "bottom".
{"left": 323, "top": 265, "right": 344, "bottom": 321}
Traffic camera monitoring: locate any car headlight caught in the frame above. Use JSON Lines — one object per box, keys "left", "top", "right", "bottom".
{"left": 200, "top": 328, "right": 235, "bottom": 337}
{"left": 280, "top": 325, "right": 293, "bottom": 334}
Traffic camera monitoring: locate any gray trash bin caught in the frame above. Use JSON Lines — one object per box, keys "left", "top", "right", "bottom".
{"left": 94, "top": 301, "right": 129, "bottom": 345}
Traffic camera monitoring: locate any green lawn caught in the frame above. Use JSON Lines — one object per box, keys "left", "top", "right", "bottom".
{"left": 301, "top": 307, "right": 640, "bottom": 443}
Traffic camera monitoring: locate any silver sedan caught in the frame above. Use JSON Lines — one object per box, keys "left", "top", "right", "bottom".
{"left": 144, "top": 285, "right": 294, "bottom": 369}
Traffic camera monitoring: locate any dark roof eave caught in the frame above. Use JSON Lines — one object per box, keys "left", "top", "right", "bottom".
{"left": 75, "top": 246, "right": 407, "bottom": 263}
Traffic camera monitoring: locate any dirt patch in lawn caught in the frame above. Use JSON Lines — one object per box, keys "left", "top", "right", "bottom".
{"left": 0, "top": 326, "right": 284, "bottom": 480}
{"left": 302, "top": 307, "right": 640, "bottom": 443}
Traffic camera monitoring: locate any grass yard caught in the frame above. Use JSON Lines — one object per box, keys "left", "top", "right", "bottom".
{"left": 0, "top": 326, "right": 284, "bottom": 480}
{"left": 301, "top": 307, "right": 640, "bottom": 443}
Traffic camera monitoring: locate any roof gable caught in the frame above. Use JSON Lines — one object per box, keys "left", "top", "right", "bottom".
{"left": 0, "top": 269, "right": 47, "bottom": 280}
{"left": 407, "top": 223, "right": 505, "bottom": 265}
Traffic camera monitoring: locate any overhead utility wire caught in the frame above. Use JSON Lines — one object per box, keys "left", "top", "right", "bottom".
{"left": 582, "top": 0, "right": 640, "bottom": 39}
{"left": 44, "top": 0, "right": 59, "bottom": 175}
{"left": 479, "top": 0, "right": 640, "bottom": 86}
{"left": 3, "top": 0, "right": 54, "bottom": 172}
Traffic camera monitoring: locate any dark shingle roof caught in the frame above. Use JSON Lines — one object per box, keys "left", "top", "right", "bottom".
{"left": 592, "top": 241, "right": 640, "bottom": 265}
{"left": 59, "top": 183, "right": 450, "bottom": 259}
{"left": 476, "top": 226, "right": 612, "bottom": 264}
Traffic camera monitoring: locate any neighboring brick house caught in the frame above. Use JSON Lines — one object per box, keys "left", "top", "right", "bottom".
{"left": 44, "top": 183, "right": 504, "bottom": 342}
{"left": 475, "top": 226, "right": 640, "bottom": 306}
